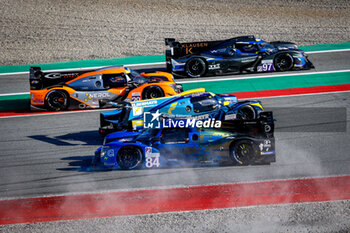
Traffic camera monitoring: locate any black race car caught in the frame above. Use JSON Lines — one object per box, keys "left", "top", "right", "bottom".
{"left": 165, "top": 35, "right": 314, "bottom": 78}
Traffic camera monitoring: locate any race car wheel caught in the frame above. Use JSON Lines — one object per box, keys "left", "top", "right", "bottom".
{"left": 45, "top": 90, "right": 68, "bottom": 111}
{"left": 185, "top": 58, "right": 206, "bottom": 78}
{"left": 274, "top": 53, "right": 294, "bottom": 71}
{"left": 117, "top": 146, "right": 143, "bottom": 170}
{"left": 142, "top": 86, "right": 164, "bottom": 99}
{"left": 230, "top": 140, "right": 255, "bottom": 166}
{"left": 236, "top": 105, "right": 256, "bottom": 120}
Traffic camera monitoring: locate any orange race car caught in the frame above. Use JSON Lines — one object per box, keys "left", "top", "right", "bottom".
{"left": 29, "top": 66, "right": 183, "bottom": 111}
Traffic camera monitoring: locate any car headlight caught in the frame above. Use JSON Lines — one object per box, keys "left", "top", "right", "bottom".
{"left": 118, "top": 138, "right": 132, "bottom": 142}
{"left": 101, "top": 146, "right": 114, "bottom": 158}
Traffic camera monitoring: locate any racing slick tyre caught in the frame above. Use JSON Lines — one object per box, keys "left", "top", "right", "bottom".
{"left": 230, "top": 140, "right": 255, "bottom": 166}
{"left": 45, "top": 90, "right": 69, "bottom": 111}
{"left": 185, "top": 58, "right": 207, "bottom": 78}
{"left": 236, "top": 105, "right": 256, "bottom": 120}
{"left": 142, "top": 86, "right": 165, "bottom": 99}
{"left": 274, "top": 53, "right": 294, "bottom": 71}
{"left": 117, "top": 146, "right": 143, "bottom": 170}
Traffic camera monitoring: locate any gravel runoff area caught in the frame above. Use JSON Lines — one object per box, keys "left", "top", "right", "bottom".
{"left": 1, "top": 200, "right": 349, "bottom": 233}
{"left": 0, "top": 0, "right": 350, "bottom": 66}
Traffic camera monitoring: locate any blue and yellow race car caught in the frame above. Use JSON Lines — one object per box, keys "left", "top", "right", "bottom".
{"left": 93, "top": 111, "right": 275, "bottom": 170}
{"left": 165, "top": 35, "right": 314, "bottom": 78}
{"left": 99, "top": 88, "right": 264, "bottom": 135}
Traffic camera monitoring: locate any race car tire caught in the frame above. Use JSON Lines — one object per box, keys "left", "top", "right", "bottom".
{"left": 236, "top": 105, "right": 256, "bottom": 120}
{"left": 45, "top": 90, "right": 69, "bottom": 111}
{"left": 230, "top": 140, "right": 255, "bottom": 166}
{"left": 116, "top": 146, "right": 143, "bottom": 170}
{"left": 274, "top": 53, "right": 294, "bottom": 71}
{"left": 142, "top": 86, "right": 165, "bottom": 99}
{"left": 185, "top": 58, "right": 207, "bottom": 78}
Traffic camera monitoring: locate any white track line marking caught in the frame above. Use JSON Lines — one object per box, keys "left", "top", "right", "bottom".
{"left": 306, "top": 48, "right": 350, "bottom": 54}
{"left": 0, "top": 92, "right": 29, "bottom": 96}
{"left": 178, "top": 69, "right": 350, "bottom": 84}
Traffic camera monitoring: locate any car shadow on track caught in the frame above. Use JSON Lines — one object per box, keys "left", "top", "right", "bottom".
{"left": 57, "top": 155, "right": 98, "bottom": 172}
{"left": 57, "top": 154, "right": 260, "bottom": 173}
{"left": 28, "top": 130, "right": 103, "bottom": 146}
{"left": 56, "top": 154, "right": 243, "bottom": 179}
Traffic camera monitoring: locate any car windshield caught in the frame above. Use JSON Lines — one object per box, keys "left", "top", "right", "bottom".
{"left": 213, "top": 94, "right": 225, "bottom": 105}
{"left": 260, "top": 42, "right": 276, "bottom": 50}
{"left": 128, "top": 70, "right": 148, "bottom": 84}
{"left": 134, "top": 129, "right": 160, "bottom": 142}
{"left": 191, "top": 94, "right": 219, "bottom": 113}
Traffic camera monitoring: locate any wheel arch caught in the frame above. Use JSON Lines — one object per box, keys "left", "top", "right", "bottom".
{"left": 229, "top": 138, "right": 256, "bottom": 165}
{"left": 273, "top": 52, "right": 295, "bottom": 71}
{"left": 116, "top": 144, "right": 145, "bottom": 170}
{"left": 185, "top": 56, "right": 208, "bottom": 78}
{"left": 141, "top": 85, "right": 165, "bottom": 99}
{"left": 44, "top": 88, "right": 71, "bottom": 111}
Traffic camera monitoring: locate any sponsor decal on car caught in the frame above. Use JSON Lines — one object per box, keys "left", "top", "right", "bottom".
{"left": 88, "top": 92, "right": 111, "bottom": 99}
{"left": 132, "top": 106, "right": 144, "bottom": 116}
{"left": 131, "top": 92, "right": 141, "bottom": 101}
{"left": 208, "top": 64, "right": 221, "bottom": 70}
{"left": 259, "top": 139, "right": 272, "bottom": 151}
{"left": 145, "top": 147, "right": 160, "bottom": 168}
{"left": 257, "top": 60, "right": 274, "bottom": 72}
{"left": 132, "top": 100, "right": 158, "bottom": 107}
{"left": 44, "top": 73, "right": 79, "bottom": 79}
{"left": 224, "top": 114, "right": 237, "bottom": 120}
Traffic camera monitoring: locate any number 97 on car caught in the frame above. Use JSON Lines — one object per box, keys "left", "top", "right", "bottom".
{"left": 145, "top": 147, "right": 160, "bottom": 168}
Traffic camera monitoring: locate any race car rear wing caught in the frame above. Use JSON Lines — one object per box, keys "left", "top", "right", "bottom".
{"left": 29, "top": 67, "right": 92, "bottom": 90}
{"left": 165, "top": 36, "right": 256, "bottom": 59}
{"left": 165, "top": 38, "right": 224, "bottom": 59}
{"left": 221, "top": 111, "right": 274, "bottom": 138}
